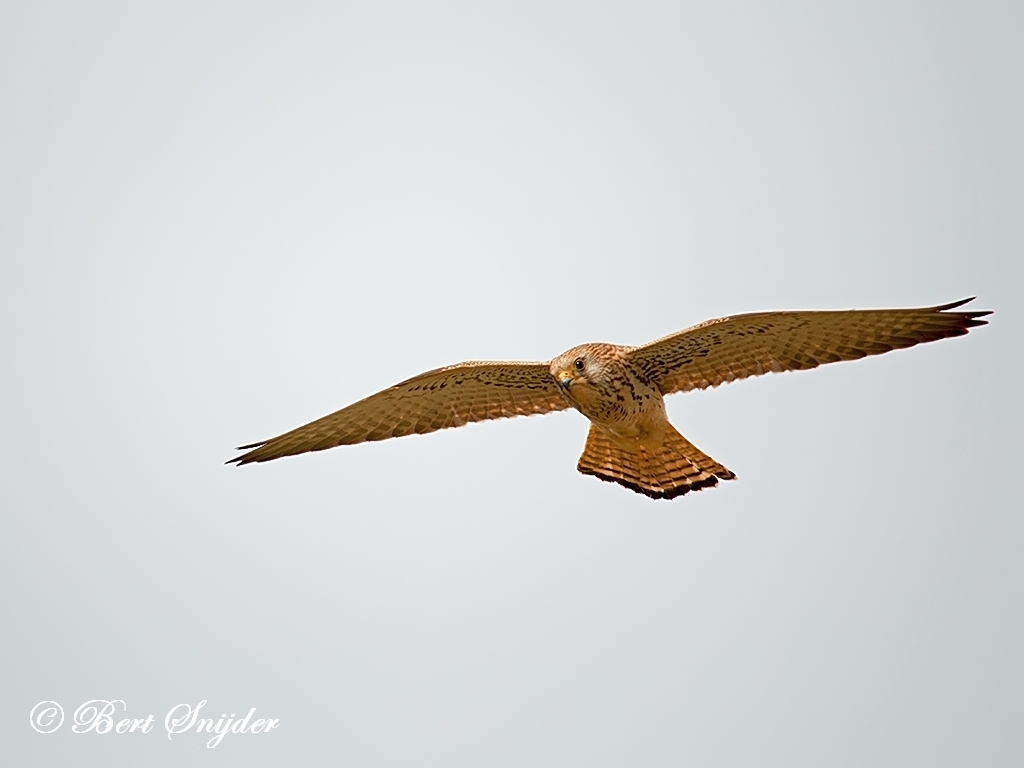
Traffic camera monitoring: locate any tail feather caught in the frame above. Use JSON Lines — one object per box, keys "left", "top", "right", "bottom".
{"left": 577, "top": 424, "right": 735, "bottom": 500}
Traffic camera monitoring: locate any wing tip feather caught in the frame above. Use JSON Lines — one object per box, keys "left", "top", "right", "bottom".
{"left": 934, "top": 296, "right": 992, "bottom": 320}
{"left": 227, "top": 441, "right": 270, "bottom": 465}
{"left": 932, "top": 297, "right": 992, "bottom": 329}
{"left": 934, "top": 296, "right": 975, "bottom": 311}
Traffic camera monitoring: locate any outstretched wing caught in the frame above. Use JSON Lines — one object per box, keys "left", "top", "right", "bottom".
{"left": 230, "top": 361, "right": 568, "bottom": 464}
{"left": 628, "top": 298, "right": 990, "bottom": 395}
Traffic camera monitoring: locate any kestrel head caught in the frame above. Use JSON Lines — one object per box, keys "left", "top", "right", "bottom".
{"left": 549, "top": 343, "right": 620, "bottom": 403}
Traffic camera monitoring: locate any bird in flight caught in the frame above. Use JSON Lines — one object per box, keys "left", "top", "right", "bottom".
{"left": 230, "top": 299, "right": 989, "bottom": 499}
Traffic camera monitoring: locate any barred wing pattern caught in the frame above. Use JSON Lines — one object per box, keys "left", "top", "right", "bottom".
{"left": 230, "top": 362, "right": 568, "bottom": 464}
{"left": 629, "top": 299, "right": 990, "bottom": 395}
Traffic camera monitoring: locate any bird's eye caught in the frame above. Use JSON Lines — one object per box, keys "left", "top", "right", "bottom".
{"left": 574, "top": 358, "right": 584, "bottom": 371}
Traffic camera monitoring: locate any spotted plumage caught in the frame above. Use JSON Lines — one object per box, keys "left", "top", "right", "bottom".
{"left": 230, "top": 299, "right": 990, "bottom": 500}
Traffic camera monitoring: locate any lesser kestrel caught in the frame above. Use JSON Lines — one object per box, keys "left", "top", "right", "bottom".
{"left": 230, "top": 299, "right": 989, "bottom": 499}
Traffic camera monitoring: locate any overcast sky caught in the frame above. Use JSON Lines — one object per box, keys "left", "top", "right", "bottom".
{"left": 2, "top": 2, "right": 1021, "bottom": 766}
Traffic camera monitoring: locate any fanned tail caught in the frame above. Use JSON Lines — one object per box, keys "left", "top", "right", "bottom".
{"left": 577, "top": 424, "right": 736, "bottom": 500}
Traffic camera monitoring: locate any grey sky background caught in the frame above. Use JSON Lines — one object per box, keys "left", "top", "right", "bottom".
{"left": 2, "top": 2, "right": 1021, "bottom": 766}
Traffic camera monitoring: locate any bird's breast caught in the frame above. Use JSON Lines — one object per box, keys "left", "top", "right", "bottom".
{"left": 570, "top": 364, "right": 666, "bottom": 434}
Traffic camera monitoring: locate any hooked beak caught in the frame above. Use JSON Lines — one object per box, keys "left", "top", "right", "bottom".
{"left": 558, "top": 371, "right": 574, "bottom": 390}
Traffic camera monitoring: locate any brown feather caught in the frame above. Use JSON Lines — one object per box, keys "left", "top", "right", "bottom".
{"left": 629, "top": 298, "right": 990, "bottom": 394}
{"left": 230, "top": 362, "right": 568, "bottom": 464}
{"left": 576, "top": 424, "right": 736, "bottom": 500}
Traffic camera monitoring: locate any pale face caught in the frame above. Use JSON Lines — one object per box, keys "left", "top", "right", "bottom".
{"left": 550, "top": 344, "right": 604, "bottom": 391}
{"left": 550, "top": 346, "right": 591, "bottom": 392}
{"left": 548, "top": 343, "right": 626, "bottom": 420}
